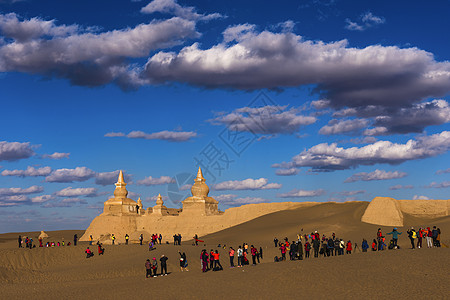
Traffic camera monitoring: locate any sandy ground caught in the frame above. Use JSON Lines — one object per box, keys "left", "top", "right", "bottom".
{"left": 1, "top": 202, "right": 448, "bottom": 299}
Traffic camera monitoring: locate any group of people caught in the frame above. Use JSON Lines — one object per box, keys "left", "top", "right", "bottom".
{"left": 173, "top": 234, "right": 182, "bottom": 245}
{"left": 145, "top": 255, "right": 169, "bottom": 278}
{"left": 371, "top": 226, "right": 442, "bottom": 250}
{"left": 85, "top": 241, "right": 105, "bottom": 258}
{"left": 18, "top": 234, "right": 79, "bottom": 249}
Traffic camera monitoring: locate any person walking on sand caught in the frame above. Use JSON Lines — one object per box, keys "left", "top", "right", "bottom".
{"left": 432, "top": 226, "right": 438, "bottom": 247}
{"left": 387, "top": 228, "right": 402, "bottom": 249}
{"left": 201, "top": 250, "right": 208, "bottom": 272}
{"left": 362, "top": 239, "right": 369, "bottom": 252}
{"left": 213, "top": 250, "right": 223, "bottom": 270}
{"left": 274, "top": 237, "right": 278, "bottom": 247}
{"left": 158, "top": 234, "right": 162, "bottom": 245}
{"left": 237, "top": 246, "right": 243, "bottom": 267}
{"left": 209, "top": 249, "right": 215, "bottom": 270}
{"left": 145, "top": 259, "right": 152, "bottom": 278}
{"left": 229, "top": 247, "right": 235, "bottom": 267}
{"left": 259, "top": 247, "right": 263, "bottom": 260}
{"left": 372, "top": 239, "right": 377, "bottom": 251}
{"left": 279, "top": 243, "right": 287, "bottom": 261}
{"left": 89, "top": 235, "right": 93, "bottom": 246}
{"left": 425, "top": 227, "right": 433, "bottom": 248}
{"left": 139, "top": 234, "right": 143, "bottom": 246}
{"left": 125, "top": 234, "right": 129, "bottom": 245}
{"left": 74, "top": 234, "right": 78, "bottom": 246}
{"left": 18, "top": 235, "right": 22, "bottom": 248}
{"left": 111, "top": 234, "right": 116, "bottom": 245}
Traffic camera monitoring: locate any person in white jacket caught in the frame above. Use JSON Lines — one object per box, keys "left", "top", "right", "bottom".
{"left": 237, "top": 246, "right": 243, "bottom": 267}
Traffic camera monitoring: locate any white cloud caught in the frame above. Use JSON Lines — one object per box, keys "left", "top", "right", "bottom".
{"left": 1, "top": 166, "right": 51, "bottom": 177}
{"left": 0, "top": 185, "right": 43, "bottom": 196}
{"left": 436, "top": 168, "right": 450, "bottom": 175}
{"left": 278, "top": 189, "right": 325, "bottom": 198}
{"left": 137, "top": 176, "right": 175, "bottom": 186}
{"left": 339, "top": 190, "right": 365, "bottom": 196}
{"left": 42, "top": 152, "right": 70, "bottom": 159}
{"left": 45, "top": 167, "right": 96, "bottom": 182}
{"left": 413, "top": 195, "right": 430, "bottom": 200}
{"left": 127, "top": 130, "right": 197, "bottom": 142}
{"left": 106, "top": 130, "right": 197, "bottom": 142}
{"left": 95, "top": 170, "right": 132, "bottom": 186}
{"left": 274, "top": 131, "right": 450, "bottom": 171}
{"left": 426, "top": 181, "right": 450, "bottom": 189}
{"left": 30, "top": 194, "right": 55, "bottom": 203}
{"left": 142, "top": 25, "right": 450, "bottom": 111}
{"left": 141, "top": 0, "right": 223, "bottom": 21}
{"left": 389, "top": 184, "right": 414, "bottom": 190}
{"left": 215, "top": 194, "right": 238, "bottom": 202}
{"left": 0, "top": 12, "right": 199, "bottom": 88}
{"left": 0, "top": 141, "right": 34, "bottom": 161}
{"left": 319, "top": 118, "right": 369, "bottom": 135}
{"left": 275, "top": 168, "right": 299, "bottom": 176}
{"left": 43, "top": 198, "right": 87, "bottom": 208}
{"left": 218, "top": 195, "right": 268, "bottom": 206}
{"left": 213, "top": 178, "right": 282, "bottom": 190}
{"left": 345, "top": 12, "right": 385, "bottom": 31}
{"left": 209, "top": 105, "right": 316, "bottom": 135}
{"left": 104, "top": 132, "right": 125, "bottom": 137}
{"left": 54, "top": 187, "right": 98, "bottom": 197}
{"left": 344, "top": 169, "right": 407, "bottom": 183}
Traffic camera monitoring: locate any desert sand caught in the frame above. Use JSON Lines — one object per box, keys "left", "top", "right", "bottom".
{"left": 0, "top": 201, "right": 449, "bottom": 299}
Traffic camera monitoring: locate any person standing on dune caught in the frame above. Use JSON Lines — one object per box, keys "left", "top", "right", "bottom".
{"left": 274, "top": 237, "right": 278, "bottom": 247}
{"left": 145, "top": 259, "right": 152, "bottom": 278}
{"left": 313, "top": 239, "right": 320, "bottom": 258}
{"left": 125, "top": 234, "right": 129, "bottom": 245}
{"left": 229, "top": 247, "right": 235, "bottom": 268}
{"left": 387, "top": 228, "right": 402, "bottom": 249}
{"left": 160, "top": 255, "right": 168, "bottom": 276}
{"left": 237, "top": 246, "right": 243, "bottom": 267}
{"left": 210, "top": 249, "right": 215, "bottom": 270}
{"left": 18, "top": 235, "right": 22, "bottom": 248}
{"left": 151, "top": 257, "right": 158, "bottom": 277}
{"left": 407, "top": 228, "right": 417, "bottom": 249}
{"left": 158, "top": 234, "right": 162, "bottom": 245}
{"left": 251, "top": 245, "right": 258, "bottom": 265}
{"left": 305, "top": 241, "right": 311, "bottom": 258}
{"left": 73, "top": 234, "right": 78, "bottom": 246}
{"left": 346, "top": 241, "right": 352, "bottom": 254}
{"left": 111, "top": 234, "right": 116, "bottom": 245}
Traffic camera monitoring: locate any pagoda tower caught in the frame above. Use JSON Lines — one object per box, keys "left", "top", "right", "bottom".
{"left": 103, "top": 170, "right": 138, "bottom": 215}
{"left": 181, "top": 167, "right": 219, "bottom": 216}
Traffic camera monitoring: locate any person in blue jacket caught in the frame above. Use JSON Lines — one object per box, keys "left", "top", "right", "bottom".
{"left": 361, "top": 239, "right": 369, "bottom": 252}
{"left": 387, "top": 228, "right": 402, "bottom": 248}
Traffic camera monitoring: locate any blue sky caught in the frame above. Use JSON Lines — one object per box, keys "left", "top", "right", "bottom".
{"left": 0, "top": 0, "right": 449, "bottom": 233}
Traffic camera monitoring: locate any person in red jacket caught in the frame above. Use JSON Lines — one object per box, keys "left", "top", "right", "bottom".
{"left": 279, "top": 243, "right": 286, "bottom": 261}
{"left": 304, "top": 242, "right": 311, "bottom": 258}
{"left": 213, "top": 250, "right": 222, "bottom": 270}
{"left": 250, "top": 245, "right": 258, "bottom": 265}
{"left": 346, "top": 241, "right": 352, "bottom": 254}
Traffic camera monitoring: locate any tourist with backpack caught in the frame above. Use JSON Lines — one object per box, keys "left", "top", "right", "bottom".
{"left": 237, "top": 246, "right": 243, "bottom": 267}
{"left": 305, "top": 241, "right": 311, "bottom": 258}
{"left": 346, "top": 241, "right": 352, "bottom": 254}
{"left": 229, "top": 247, "right": 235, "bottom": 267}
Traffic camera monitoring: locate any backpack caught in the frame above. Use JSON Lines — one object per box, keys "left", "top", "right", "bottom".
{"left": 274, "top": 256, "right": 279, "bottom": 262}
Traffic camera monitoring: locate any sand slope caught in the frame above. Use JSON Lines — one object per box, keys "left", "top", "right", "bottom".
{"left": 0, "top": 202, "right": 448, "bottom": 299}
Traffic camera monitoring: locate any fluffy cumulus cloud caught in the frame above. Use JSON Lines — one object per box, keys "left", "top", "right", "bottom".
{"left": 42, "top": 152, "right": 70, "bottom": 159}
{"left": 209, "top": 106, "right": 316, "bottom": 135}
{"left": 142, "top": 25, "right": 450, "bottom": 111}
{"left": 95, "top": 170, "right": 132, "bottom": 186}
{"left": 0, "top": 185, "right": 43, "bottom": 206}
{"left": 30, "top": 194, "right": 55, "bottom": 203}
{"left": 141, "top": 0, "right": 223, "bottom": 21}
{"left": 426, "top": 181, "right": 450, "bottom": 189}
{"left": 1, "top": 166, "right": 51, "bottom": 177}
{"left": 278, "top": 189, "right": 325, "bottom": 198}
{"left": 345, "top": 12, "right": 385, "bottom": 31}
{"left": 319, "top": 118, "right": 369, "bottom": 135}
{"left": 137, "top": 176, "right": 175, "bottom": 186}
{"left": 389, "top": 184, "right": 414, "bottom": 190}
{"left": 213, "top": 178, "right": 282, "bottom": 191}
{"left": 0, "top": 11, "right": 199, "bottom": 89}
{"left": 344, "top": 169, "right": 407, "bottom": 183}
{"left": 54, "top": 187, "right": 98, "bottom": 197}
{"left": 0, "top": 141, "right": 34, "bottom": 161}
{"left": 413, "top": 195, "right": 430, "bottom": 200}
{"left": 105, "top": 130, "right": 197, "bottom": 142}
{"left": 274, "top": 131, "right": 450, "bottom": 172}
{"left": 45, "top": 167, "right": 96, "bottom": 182}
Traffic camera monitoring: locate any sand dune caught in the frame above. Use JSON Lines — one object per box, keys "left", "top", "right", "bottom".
{"left": 0, "top": 202, "right": 448, "bottom": 298}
